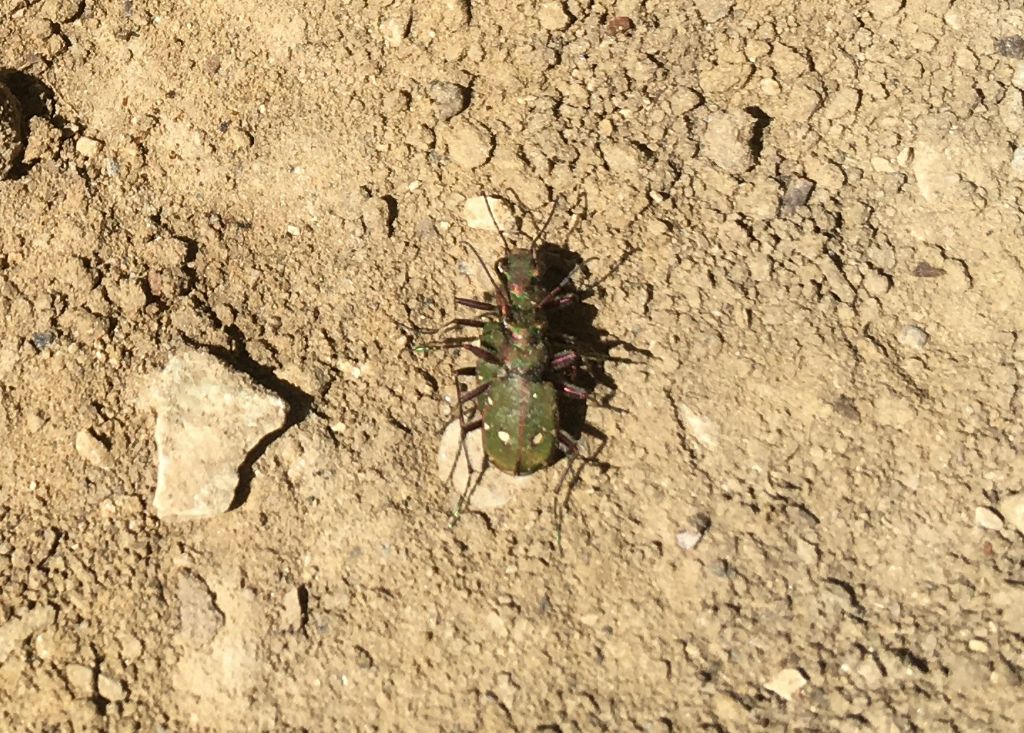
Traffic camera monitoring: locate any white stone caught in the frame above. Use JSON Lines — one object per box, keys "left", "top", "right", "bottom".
{"left": 675, "top": 530, "right": 704, "bottom": 550}
{"left": 141, "top": 350, "right": 287, "bottom": 519}
{"left": 975, "top": 506, "right": 1004, "bottom": 531}
{"left": 999, "top": 493, "right": 1024, "bottom": 533}
{"left": 464, "top": 196, "right": 515, "bottom": 232}
{"left": 75, "top": 136, "right": 102, "bottom": 158}
{"left": 967, "top": 638, "right": 990, "bottom": 653}
{"left": 1011, "top": 147, "right": 1024, "bottom": 180}
{"left": 75, "top": 428, "right": 113, "bottom": 469}
{"left": 98, "top": 673, "right": 126, "bottom": 702}
{"left": 436, "top": 419, "right": 532, "bottom": 512}
{"left": 679, "top": 405, "right": 718, "bottom": 449}
{"left": 764, "top": 668, "right": 808, "bottom": 701}
{"left": 897, "top": 325, "right": 929, "bottom": 349}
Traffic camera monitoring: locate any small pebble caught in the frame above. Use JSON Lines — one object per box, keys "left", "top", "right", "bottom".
{"left": 912, "top": 262, "right": 945, "bottom": 278}
{"left": 998, "top": 493, "right": 1024, "bottom": 533}
{"left": 463, "top": 195, "right": 515, "bottom": 232}
{"left": 98, "top": 673, "right": 126, "bottom": 702}
{"left": 861, "top": 270, "right": 891, "bottom": 296}
{"left": 75, "top": 136, "right": 103, "bottom": 158}
{"left": 379, "top": 9, "right": 410, "bottom": 47}
{"left": 436, "top": 420, "right": 518, "bottom": 511}
{"left": 1011, "top": 147, "right": 1024, "bottom": 179}
{"left": 897, "top": 324, "right": 929, "bottom": 349}
{"left": 781, "top": 176, "right": 815, "bottom": 209}
{"left": 764, "top": 668, "right": 808, "bottom": 701}
{"left": 975, "top": 506, "right": 1004, "bottom": 531}
{"left": 75, "top": 429, "right": 113, "bottom": 469}
{"left": 995, "top": 36, "right": 1024, "bottom": 59}
{"left": 64, "top": 664, "right": 94, "bottom": 696}
{"left": 702, "top": 110, "right": 757, "bottom": 174}
{"left": 675, "top": 530, "right": 704, "bottom": 551}
{"left": 437, "top": 419, "right": 480, "bottom": 494}
{"left": 443, "top": 120, "right": 494, "bottom": 169}
{"left": 31, "top": 332, "right": 55, "bottom": 351}
{"left": 676, "top": 514, "right": 710, "bottom": 550}
{"left": 967, "top": 638, "right": 990, "bottom": 653}
{"left": 286, "top": 224, "right": 301, "bottom": 237}
{"left": 538, "top": 1, "right": 570, "bottom": 31}
{"left": 361, "top": 197, "right": 392, "bottom": 236}
{"left": 605, "top": 16, "right": 635, "bottom": 35}
{"left": 428, "top": 81, "right": 468, "bottom": 121}
{"left": 600, "top": 141, "right": 643, "bottom": 173}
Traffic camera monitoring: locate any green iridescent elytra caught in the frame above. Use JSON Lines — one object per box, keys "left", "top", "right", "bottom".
{"left": 476, "top": 318, "right": 559, "bottom": 474}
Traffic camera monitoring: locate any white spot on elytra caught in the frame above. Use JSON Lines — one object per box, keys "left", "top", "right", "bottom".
{"left": 486, "top": 396, "right": 493, "bottom": 406}
{"left": 497, "top": 430, "right": 511, "bottom": 444}
{"left": 532, "top": 432, "right": 544, "bottom": 445}
{"left": 483, "top": 423, "right": 491, "bottom": 432}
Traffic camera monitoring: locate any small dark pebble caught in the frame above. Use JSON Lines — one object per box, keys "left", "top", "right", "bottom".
{"left": 708, "top": 558, "right": 731, "bottom": 577}
{"left": 781, "top": 176, "right": 815, "bottom": 210}
{"left": 31, "top": 332, "right": 55, "bottom": 351}
{"left": 354, "top": 645, "right": 374, "bottom": 669}
{"left": 912, "top": 262, "right": 945, "bottom": 278}
{"left": 606, "top": 16, "right": 635, "bottom": 35}
{"left": 995, "top": 36, "right": 1024, "bottom": 59}
{"left": 832, "top": 396, "right": 860, "bottom": 422}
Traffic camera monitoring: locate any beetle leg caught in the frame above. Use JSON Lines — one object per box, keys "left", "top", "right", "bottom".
{"left": 552, "top": 430, "right": 581, "bottom": 554}
{"left": 556, "top": 382, "right": 588, "bottom": 400}
{"left": 550, "top": 350, "right": 578, "bottom": 370}
{"left": 415, "top": 317, "right": 489, "bottom": 336}
{"left": 455, "top": 297, "right": 497, "bottom": 311}
{"left": 557, "top": 429, "right": 578, "bottom": 455}
{"left": 543, "top": 293, "right": 578, "bottom": 310}
{"left": 446, "top": 367, "right": 489, "bottom": 527}
{"left": 457, "top": 380, "right": 491, "bottom": 404}
{"left": 461, "top": 343, "right": 501, "bottom": 364}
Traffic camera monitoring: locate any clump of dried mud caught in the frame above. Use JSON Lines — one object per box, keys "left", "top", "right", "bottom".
{"left": 2, "top": 1, "right": 1024, "bottom": 730}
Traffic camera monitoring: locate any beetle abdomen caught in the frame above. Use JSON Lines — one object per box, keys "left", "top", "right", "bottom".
{"left": 481, "top": 377, "right": 558, "bottom": 474}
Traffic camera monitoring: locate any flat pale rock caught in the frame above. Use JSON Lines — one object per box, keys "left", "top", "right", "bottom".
{"left": 764, "top": 668, "right": 808, "bottom": 701}
{"left": 464, "top": 195, "right": 515, "bottom": 232}
{"left": 141, "top": 350, "right": 287, "bottom": 519}
{"left": 702, "top": 110, "right": 757, "bottom": 174}
{"left": 437, "top": 419, "right": 533, "bottom": 511}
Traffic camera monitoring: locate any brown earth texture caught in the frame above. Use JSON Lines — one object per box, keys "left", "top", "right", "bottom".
{"left": 2, "top": 0, "right": 1024, "bottom": 730}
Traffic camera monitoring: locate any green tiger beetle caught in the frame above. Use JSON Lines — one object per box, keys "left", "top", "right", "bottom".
{"left": 415, "top": 194, "right": 598, "bottom": 539}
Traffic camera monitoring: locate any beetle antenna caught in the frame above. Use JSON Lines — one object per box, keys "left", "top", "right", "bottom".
{"left": 463, "top": 240, "right": 510, "bottom": 312}
{"left": 483, "top": 192, "right": 513, "bottom": 257}
{"left": 530, "top": 195, "right": 560, "bottom": 258}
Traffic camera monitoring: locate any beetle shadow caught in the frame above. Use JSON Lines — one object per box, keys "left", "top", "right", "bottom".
{"left": 181, "top": 329, "right": 314, "bottom": 511}
{"left": 0, "top": 68, "right": 69, "bottom": 180}
{"left": 535, "top": 242, "right": 646, "bottom": 460}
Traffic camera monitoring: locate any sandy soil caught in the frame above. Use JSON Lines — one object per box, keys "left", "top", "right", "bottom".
{"left": 2, "top": 0, "right": 1024, "bottom": 730}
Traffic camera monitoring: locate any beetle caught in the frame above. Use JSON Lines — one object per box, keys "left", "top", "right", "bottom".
{"left": 420, "top": 197, "right": 593, "bottom": 526}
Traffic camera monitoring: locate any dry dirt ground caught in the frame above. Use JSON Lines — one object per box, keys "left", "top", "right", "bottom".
{"left": 2, "top": 0, "right": 1024, "bottom": 730}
